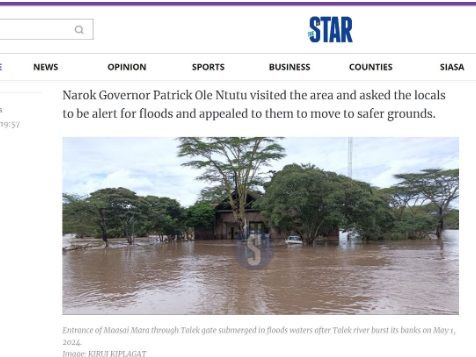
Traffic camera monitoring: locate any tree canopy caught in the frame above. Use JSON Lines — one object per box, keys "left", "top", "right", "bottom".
{"left": 185, "top": 201, "right": 215, "bottom": 230}
{"left": 178, "top": 137, "right": 285, "bottom": 238}
{"left": 256, "top": 164, "right": 394, "bottom": 243}
{"left": 391, "top": 169, "right": 458, "bottom": 238}
{"left": 256, "top": 164, "right": 460, "bottom": 243}
{"left": 63, "top": 188, "right": 185, "bottom": 246}
{"left": 63, "top": 165, "right": 458, "bottom": 244}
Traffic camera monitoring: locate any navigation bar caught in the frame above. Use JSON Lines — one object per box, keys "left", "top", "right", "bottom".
{"left": 0, "top": 54, "right": 473, "bottom": 80}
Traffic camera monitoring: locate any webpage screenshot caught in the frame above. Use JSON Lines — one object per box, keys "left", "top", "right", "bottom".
{"left": 0, "top": 1, "right": 474, "bottom": 356}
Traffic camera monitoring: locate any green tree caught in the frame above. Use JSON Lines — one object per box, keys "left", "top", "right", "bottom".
{"left": 391, "top": 205, "right": 437, "bottom": 239}
{"left": 258, "top": 164, "right": 394, "bottom": 243}
{"left": 444, "top": 209, "right": 459, "bottom": 230}
{"left": 380, "top": 186, "right": 419, "bottom": 222}
{"left": 88, "top": 187, "right": 143, "bottom": 246}
{"left": 63, "top": 188, "right": 188, "bottom": 245}
{"left": 198, "top": 185, "right": 228, "bottom": 205}
{"left": 380, "top": 187, "right": 437, "bottom": 239}
{"left": 393, "top": 169, "right": 459, "bottom": 239}
{"left": 341, "top": 183, "right": 394, "bottom": 240}
{"left": 184, "top": 201, "right": 215, "bottom": 239}
{"left": 178, "top": 137, "right": 285, "bottom": 238}
{"left": 142, "top": 196, "right": 185, "bottom": 239}
{"left": 257, "top": 164, "right": 344, "bottom": 244}
{"left": 185, "top": 201, "right": 215, "bottom": 230}
{"left": 62, "top": 193, "right": 96, "bottom": 237}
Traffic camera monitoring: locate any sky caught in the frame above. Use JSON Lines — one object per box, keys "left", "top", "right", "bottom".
{"left": 63, "top": 137, "right": 459, "bottom": 206}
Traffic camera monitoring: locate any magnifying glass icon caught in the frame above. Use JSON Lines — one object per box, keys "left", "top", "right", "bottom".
{"left": 74, "top": 25, "right": 84, "bottom": 35}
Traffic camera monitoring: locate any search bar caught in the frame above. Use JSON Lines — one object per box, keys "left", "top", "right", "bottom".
{"left": 0, "top": 19, "right": 94, "bottom": 40}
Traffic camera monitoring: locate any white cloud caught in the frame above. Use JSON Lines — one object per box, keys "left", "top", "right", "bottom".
{"left": 63, "top": 137, "right": 459, "bottom": 206}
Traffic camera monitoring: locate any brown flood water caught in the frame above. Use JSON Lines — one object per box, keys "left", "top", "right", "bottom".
{"left": 63, "top": 230, "right": 458, "bottom": 315}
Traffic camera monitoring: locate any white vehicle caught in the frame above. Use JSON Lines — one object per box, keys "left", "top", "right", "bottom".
{"left": 285, "top": 235, "right": 303, "bottom": 244}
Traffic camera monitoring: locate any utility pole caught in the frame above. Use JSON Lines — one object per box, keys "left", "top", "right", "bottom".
{"left": 346, "top": 137, "right": 354, "bottom": 241}
{"left": 348, "top": 137, "right": 353, "bottom": 178}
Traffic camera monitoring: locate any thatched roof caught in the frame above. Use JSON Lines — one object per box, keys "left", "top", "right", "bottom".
{"left": 214, "top": 191, "right": 262, "bottom": 211}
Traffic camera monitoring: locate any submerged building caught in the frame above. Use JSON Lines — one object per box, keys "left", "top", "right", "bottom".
{"left": 211, "top": 191, "right": 338, "bottom": 240}
{"left": 214, "top": 192, "right": 272, "bottom": 240}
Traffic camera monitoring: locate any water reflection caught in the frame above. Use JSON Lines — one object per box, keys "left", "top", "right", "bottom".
{"left": 63, "top": 230, "right": 458, "bottom": 314}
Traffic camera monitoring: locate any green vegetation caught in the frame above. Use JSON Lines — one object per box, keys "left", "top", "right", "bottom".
{"left": 256, "top": 165, "right": 458, "bottom": 243}
{"left": 63, "top": 193, "right": 97, "bottom": 238}
{"left": 63, "top": 188, "right": 191, "bottom": 246}
{"left": 64, "top": 140, "right": 458, "bottom": 245}
{"left": 392, "top": 169, "right": 459, "bottom": 239}
{"left": 88, "top": 188, "right": 146, "bottom": 246}
{"left": 185, "top": 201, "right": 215, "bottom": 231}
{"left": 178, "top": 137, "right": 285, "bottom": 239}
{"left": 256, "top": 164, "right": 394, "bottom": 243}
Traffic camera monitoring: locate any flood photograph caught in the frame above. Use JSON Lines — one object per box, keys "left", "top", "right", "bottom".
{"left": 63, "top": 137, "right": 459, "bottom": 315}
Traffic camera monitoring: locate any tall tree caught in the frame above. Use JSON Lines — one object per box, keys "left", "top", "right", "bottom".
{"left": 178, "top": 137, "right": 285, "bottom": 238}
{"left": 340, "top": 182, "right": 394, "bottom": 240}
{"left": 198, "top": 185, "right": 228, "bottom": 205}
{"left": 88, "top": 187, "right": 143, "bottom": 246}
{"left": 257, "top": 164, "right": 344, "bottom": 244}
{"left": 62, "top": 193, "right": 96, "bottom": 237}
{"left": 393, "top": 169, "right": 459, "bottom": 239}
{"left": 185, "top": 201, "right": 215, "bottom": 230}
{"left": 257, "top": 164, "right": 394, "bottom": 243}
{"left": 142, "top": 196, "right": 185, "bottom": 239}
